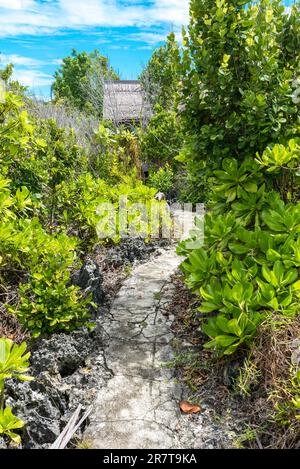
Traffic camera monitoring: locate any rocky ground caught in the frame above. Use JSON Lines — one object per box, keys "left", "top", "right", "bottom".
{"left": 3, "top": 238, "right": 169, "bottom": 449}
{"left": 2, "top": 236, "right": 244, "bottom": 450}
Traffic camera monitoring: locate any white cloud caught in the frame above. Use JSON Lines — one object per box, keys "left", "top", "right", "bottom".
{"left": 12, "top": 68, "right": 53, "bottom": 87}
{"left": 0, "top": 0, "right": 190, "bottom": 90}
{"left": 151, "top": 0, "right": 190, "bottom": 24}
{"left": 108, "top": 44, "right": 129, "bottom": 50}
{"left": 0, "top": 0, "right": 190, "bottom": 36}
{"left": 128, "top": 31, "right": 184, "bottom": 46}
{"left": 51, "top": 58, "right": 62, "bottom": 65}
{"left": 137, "top": 45, "right": 153, "bottom": 50}
{"left": 58, "top": 0, "right": 190, "bottom": 27}
{"left": 129, "top": 32, "right": 167, "bottom": 45}
{"left": 0, "top": 24, "right": 53, "bottom": 37}
{"left": 95, "top": 38, "right": 111, "bottom": 44}
{"left": 0, "top": 53, "right": 44, "bottom": 67}
{"left": 0, "top": 0, "right": 35, "bottom": 9}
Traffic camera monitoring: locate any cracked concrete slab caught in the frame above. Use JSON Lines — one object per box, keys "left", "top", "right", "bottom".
{"left": 85, "top": 246, "right": 190, "bottom": 449}
{"left": 85, "top": 243, "right": 238, "bottom": 449}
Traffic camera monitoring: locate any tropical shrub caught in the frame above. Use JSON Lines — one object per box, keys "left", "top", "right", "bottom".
{"left": 14, "top": 275, "right": 93, "bottom": 338}
{"left": 178, "top": 0, "right": 300, "bottom": 357}
{"left": 0, "top": 338, "right": 32, "bottom": 445}
{"left": 148, "top": 165, "right": 175, "bottom": 195}
{"left": 179, "top": 140, "right": 300, "bottom": 356}
{"left": 176, "top": 139, "right": 208, "bottom": 204}
{"left": 0, "top": 176, "right": 93, "bottom": 336}
{"left": 0, "top": 407, "right": 25, "bottom": 445}
{"left": 139, "top": 34, "right": 184, "bottom": 189}
{"left": 140, "top": 106, "right": 181, "bottom": 168}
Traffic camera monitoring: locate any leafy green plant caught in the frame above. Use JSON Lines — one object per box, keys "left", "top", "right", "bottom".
{"left": 0, "top": 338, "right": 33, "bottom": 445}
{"left": 205, "top": 212, "right": 239, "bottom": 251}
{"left": 140, "top": 32, "right": 180, "bottom": 110}
{"left": 274, "top": 368, "right": 300, "bottom": 427}
{"left": 140, "top": 107, "right": 182, "bottom": 168}
{"left": 212, "top": 158, "right": 261, "bottom": 205}
{"left": 256, "top": 261, "right": 299, "bottom": 315}
{"left": 0, "top": 86, "right": 162, "bottom": 339}
{"left": 148, "top": 164, "right": 174, "bottom": 195}
{"left": 262, "top": 201, "right": 300, "bottom": 234}
{"left": 202, "top": 312, "right": 260, "bottom": 356}
{"left": 199, "top": 279, "right": 258, "bottom": 315}
{"left": 0, "top": 407, "right": 24, "bottom": 445}
{"left": 53, "top": 49, "right": 119, "bottom": 115}
{"left": 179, "top": 248, "right": 219, "bottom": 292}
{"left": 10, "top": 273, "right": 94, "bottom": 338}
{"left": 256, "top": 140, "right": 300, "bottom": 174}
{"left": 180, "top": 0, "right": 300, "bottom": 201}
{"left": 0, "top": 339, "right": 32, "bottom": 386}
{"left": 180, "top": 198, "right": 300, "bottom": 356}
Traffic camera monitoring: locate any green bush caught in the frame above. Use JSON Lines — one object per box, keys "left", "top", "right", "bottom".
{"left": 179, "top": 139, "right": 300, "bottom": 356}
{"left": 140, "top": 32, "right": 181, "bottom": 110}
{"left": 53, "top": 49, "right": 119, "bottom": 115}
{"left": 0, "top": 177, "right": 93, "bottom": 336}
{"left": 179, "top": 0, "right": 300, "bottom": 203}
{"left": 148, "top": 165, "right": 174, "bottom": 194}
{"left": 178, "top": 0, "right": 300, "bottom": 357}
{"left": 140, "top": 107, "right": 181, "bottom": 168}
{"left": 14, "top": 274, "right": 93, "bottom": 338}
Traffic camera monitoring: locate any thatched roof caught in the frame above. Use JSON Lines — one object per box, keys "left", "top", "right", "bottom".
{"left": 103, "top": 80, "right": 146, "bottom": 123}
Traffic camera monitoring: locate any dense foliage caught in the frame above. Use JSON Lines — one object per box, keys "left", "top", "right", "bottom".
{"left": 140, "top": 32, "right": 181, "bottom": 110}
{"left": 179, "top": 0, "right": 300, "bottom": 350}
{"left": 178, "top": 0, "right": 300, "bottom": 443}
{"left": 53, "top": 49, "right": 119, "bottom": 116}
{"left": 139, "top": 34, "right": 184, "bottom": 197}
{"left": 179, "top": 146, "right": 300, "bottom": 354}
{"left": 148, "top": 164, "right": 175, "bottom": 195}
{"left": 0, "top": 47, "right": 171, "bottom": 444}
{"left": 0, "top": 87, "right": 161, "bottom": 339}
{"left": 140, "top": 106, "right": 181, "bottom": 167}
{"left": 2, "top": 0, "right": 300, "bottom": 448}
{"left": 179, "top": 0, "right": 300, "bottom": 202}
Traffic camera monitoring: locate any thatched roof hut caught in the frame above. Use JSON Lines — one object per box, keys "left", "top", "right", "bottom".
{"left": 103, "top": 80, "right": 149, "bottom": 124}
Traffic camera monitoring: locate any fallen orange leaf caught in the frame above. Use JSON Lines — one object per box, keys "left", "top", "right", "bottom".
{"left": 180, "top": 400, "right": 201, "bottom": 414}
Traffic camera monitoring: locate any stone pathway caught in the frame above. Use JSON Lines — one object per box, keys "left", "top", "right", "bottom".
{"left": 85, "top": 211, "right": 237, "bottom": 449}
{"left": 86, "top": 246, "right": 188, "bottom": 449}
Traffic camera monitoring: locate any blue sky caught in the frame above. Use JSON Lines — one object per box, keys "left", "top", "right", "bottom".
{"left": 0, "top": 1, "right": 295, "bottom": 99}
{"left": 0, "top": 0, "right": 190, "bottom": 98}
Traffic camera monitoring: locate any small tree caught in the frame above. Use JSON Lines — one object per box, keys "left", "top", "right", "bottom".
{"left": 140, "top": 34, "right": 183, "bottom": 171}
{"left": 140, "top": 32, "right": 181, "bottom": 110}
{"left": 0, "top": 59, "right": 27, "bottom": 95}
{"left": 52, "top": 49, "right": 119, "bottom": 115}
{"left": 180, "top": 0, "right": 300, "bottom": 198}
